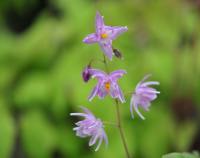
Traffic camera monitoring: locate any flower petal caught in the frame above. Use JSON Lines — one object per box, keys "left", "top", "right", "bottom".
{"left": 116, "top": 85, "right": 125, "bottom": 103}
{"left": 103, "top": 131, "right": 108, "bottom": 147}
{"left": 83, "top": 33, "right": 99, "bottom": 44}
{"left": 88, "top": 82, "right": 101, "bottom": 101}
{"left": 140, "top": 74, "right": 152, "bottom": 82}
{"left": 138, "top": 87, "right": 160, "bottom": 94}
{"left": 97, "top": 84, "right": 107, "bottom": 99}
{"left": 140, "top": 100, "right": 151, "bottom": 111}
{"left": 130, "top": 97, "right": 135, "bottom": 119}
{"left": 110, "top": 83, "right": 118, "bottom": 98}
{"left": 89, "top": 69, "right": 107, "bottom": 80}
{"left": 99, "top": 41, "right": 113, "bottom": 60}
{"left": 70, "top": 113, "right": 87, "bottom": 117}
{"left": 95, "top": 136, "right": 103, "bottom": 151}
{"left": 133, "top": 101, "right": 145, "bottom": 120}
{"left": 131, "top": 94, "right": 146, "bottom": 120}
{"left": 141, "top": 92, "right": 158, "bottom": 101}
{"left": 89, "top": 134, "right": 99, "bottom": 146}
{"left": 109, "top": 70, "right": 127, "bottom": 81}
{"left": 140, "top": 81, "right": 160, "bottom": 87}
{"left": 80, "top": 106, "right": 94, "bottom": 116}
{"left": 96, "top": 11, "right": 104, "bottom": 34}
{"left": 104, "top": 26, "right": 128, "bottom": 40}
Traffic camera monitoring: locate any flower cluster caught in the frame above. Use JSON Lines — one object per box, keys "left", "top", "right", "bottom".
{"left": 70, "top": 11, "right": 160, "bottom": 152}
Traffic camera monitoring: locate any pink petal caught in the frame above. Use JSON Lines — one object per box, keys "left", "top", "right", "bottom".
{"left": 104, "top": 26, "right": 128, "bottom": 40}
{"left": 96, "top": 11, "right": 104, "bottom": 34}
{"left": 95, "top": 136, "right": 103, "bottom": 151}
{"left": 134, "top": 102, "right": 145, "bottom": 120}
{"left": 99, "top": 41, "right": 113, "bottom": 60}
{"left": 89, "top": 134, "right": 99, "bottom": 146}
{"left": 141, "top": 81, "right": 160, "bottom": 87}
{"left": 80, "top": 106, "right": 94, "bottom": 116}
{"left": 89, "top": 69, "right": 107, "bottom": 80}
{"left": 116, "top": 85, "right": 125, "bottom": 103}
{"left": 103, "top": 131, "right": 108, "bottom": 147}
{"left": 88, "top": 82, "right": 101, "bottom": 101}
{"left": 110, "top": 83, "right": 118, "bottom": 98}
{"left": 131, "top": 95, "right": 146, "bottom": 120}
{"left": 109, "top": 70, "right": 126, "bottom": 81}
{"left": 130, "top": 97, "right": 135, "bottom": 119}
{"left": 83, "top": 33, "right": 99, "bottom": 44}
{"left": 97, "top": 85, "right": 108, "bottom": 99}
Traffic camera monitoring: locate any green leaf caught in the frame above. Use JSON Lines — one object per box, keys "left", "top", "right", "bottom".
{"left": 20, "top": 110, "right": 56, "bottom": 158}
{"left": 0, "top": 99, "right": 15, "bottom": 158}
{"left": 162, "top": 152, "right": 200, "bottom": 158}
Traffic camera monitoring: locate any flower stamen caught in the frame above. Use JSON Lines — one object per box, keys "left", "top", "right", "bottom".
{"left": 101, "top": 33, "right": 108, "bottom": 39}
{"left": 104, "top": 82, "right": 110, "bottom": 92}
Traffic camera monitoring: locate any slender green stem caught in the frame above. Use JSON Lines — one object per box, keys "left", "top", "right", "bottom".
{"left": 103, "top": 55, "right": 110, "bottom": 73}
{"left": 115, "top": 99, "right": 131, "bottom": 158}
{"left": 103, "top": 55, "right": 131, "bottom": 158}
{"left": 89, "top": 58, "right": 105, "bottom": 66}
{"left": 103, "top": 121, "right": 118, "bottom": 127}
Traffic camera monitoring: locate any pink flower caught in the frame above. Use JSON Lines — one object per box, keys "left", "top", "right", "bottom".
{"left": 88, "top": 69, "right": 126, "bottom": 103}
{"left": 130, "top": 75, "right": 160, "bottom": 120}
{"left": 70, "top": 107, "right": 108, "bottom": 151}
{"left": 83, "top": 11, "right": 128, "bottom": 60}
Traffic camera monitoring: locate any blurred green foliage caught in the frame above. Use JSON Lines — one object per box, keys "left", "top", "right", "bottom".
{"left": 163, "top": 152, "right": 199, "bottom": 158}
{"left": 0, "top": 0, "right": 199, "bottom": 158}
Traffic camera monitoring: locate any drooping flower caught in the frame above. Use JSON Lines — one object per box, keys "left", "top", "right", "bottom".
{"left": 83, "top": 11, "right": 128, "bottom": 60}
{"left": 130, "top": 75, "right": 160, "bottom": 120}
{"left": 88, "top": 69, "right": 126, "bottom": 103}
{"left": 82, "top": 64, "right": 92, "bottom": 82}
{"left": 70, "top": 107, "right": 108, "bottom": 151}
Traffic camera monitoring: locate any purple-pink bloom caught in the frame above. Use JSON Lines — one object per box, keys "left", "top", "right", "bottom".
{"left": 130, "top": 75, "right": 160, "bottom": 120}
{"left": 83, "top": 11, "right": 128, "bottom": 60}
{"left": 88, "top": 69, "right": 126, "bottom": 103}
{"left": 70, "top": 107, "right": 108, "bottom": 151}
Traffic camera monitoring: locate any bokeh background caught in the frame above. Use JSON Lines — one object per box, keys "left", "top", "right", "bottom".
{"left": 0, "top": 0, "right": 200, "bottom": 158}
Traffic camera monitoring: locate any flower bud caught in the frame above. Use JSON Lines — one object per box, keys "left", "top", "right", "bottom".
{"left": 82, "top": 65, "right": 91, "bottom": 82}
{"left": 113, "top": 47, "right": 123, "bottom": 59}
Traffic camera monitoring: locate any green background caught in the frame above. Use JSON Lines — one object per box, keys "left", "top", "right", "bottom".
{"left": 0, "top": 0, "right": 199, "bottom": 158}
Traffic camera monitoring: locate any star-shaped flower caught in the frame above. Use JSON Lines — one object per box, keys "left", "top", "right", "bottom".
{"left": 83, "top": 11, "right": 128, "bottom": 60}
{"left": 88, "top": 69, "right": 126, "bottom": 103}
